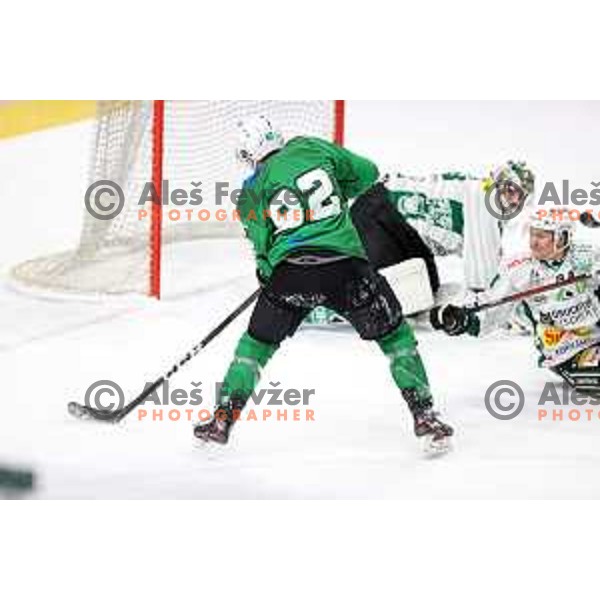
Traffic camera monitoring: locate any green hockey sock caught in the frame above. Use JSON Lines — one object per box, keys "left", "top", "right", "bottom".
{"left": 377, "top": 321, "right": 432, "bottom": 403}
{"left": 218, "top": 332, "right": 278, "bottom": 409}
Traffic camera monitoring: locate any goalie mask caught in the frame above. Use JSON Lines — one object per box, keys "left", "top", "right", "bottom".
{"left": 484, "top": 160, "right": 535, "bottom": 215}
{"left": 486, "top": 160, "right": 535, "bottom": 194}
{"left": 235, "top": 115, "right": 284, "bottom": 167}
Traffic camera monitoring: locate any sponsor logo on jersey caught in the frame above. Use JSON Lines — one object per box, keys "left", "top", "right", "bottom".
{"left": 542, "top": 327, "right": 564, "bottom": 348}
{"left": 539, "top": 296, "right": 598, "bottom": 328}
{"left": 540, "top": 328, "right": 598, "bottom": 367}
{"left": 551, "top": 336, "right": 593, "bottom": 361}
{"left": 507, "top": 256, "right": 529, "bottom": 270}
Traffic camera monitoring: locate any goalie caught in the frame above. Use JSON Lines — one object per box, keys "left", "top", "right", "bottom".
{"left": 385, "top": 160, "right": 536, "bottom": 293}
{"left": 431, "top": 211, "right": 600, "bottom": 394}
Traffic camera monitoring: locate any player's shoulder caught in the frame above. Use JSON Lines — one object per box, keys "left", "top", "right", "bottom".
{"left": 502, "top": 253, "right": 534, "bottom": 274}
{"left": 284, "top": 135, "right": 335, "bottom": 153}
{"left": 497, "top": 252, "right": 536, "bottom": 286}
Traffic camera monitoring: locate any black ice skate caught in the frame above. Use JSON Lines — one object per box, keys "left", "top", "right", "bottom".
{"left": 402, "top": 389, "right": 454, "bottom": 455}
{"left": 193, "top": 395, "right": 246, "bottom": 445}
{"left": 193, "top": 416, "right": 232, "bottom": 445}
{"left": 413, "top": 409, "right": 454, "bottom": 455}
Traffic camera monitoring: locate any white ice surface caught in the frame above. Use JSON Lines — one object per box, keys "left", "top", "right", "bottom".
{"left": 1, "top": 102, "right": 600, "bottom": 498}
{"left": 3, "top": 273, "right": 600, "bottom": 499}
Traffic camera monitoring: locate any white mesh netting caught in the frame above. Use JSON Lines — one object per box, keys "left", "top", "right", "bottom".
{"left": 11, "top": 101, "right": 339, "bottom": 296}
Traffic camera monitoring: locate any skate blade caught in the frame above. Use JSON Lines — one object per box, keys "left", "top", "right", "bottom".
{"left": 422, "top": 434, "right": 452, "bottom": 457}
{"left": 192, "top": 435, "right": 234, "bottom": 463}
{"left": 192, "top": 435, "right": 220, "bottom": 448}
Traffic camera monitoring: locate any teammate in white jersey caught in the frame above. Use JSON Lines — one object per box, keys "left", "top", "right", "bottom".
{"left": 432, "top": 211, "right": 600, "bottom": 389}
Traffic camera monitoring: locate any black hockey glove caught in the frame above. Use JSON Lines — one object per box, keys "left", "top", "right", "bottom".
{"left": 256, "top": 269, "right": 269, "bottom": 287}
{"left": 430, "top": 304, "right": 480, "bottom": 337}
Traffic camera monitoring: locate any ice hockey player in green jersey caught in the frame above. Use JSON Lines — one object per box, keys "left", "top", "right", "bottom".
{"left": 193, "top": 116, "right": 454, "bottom": 453}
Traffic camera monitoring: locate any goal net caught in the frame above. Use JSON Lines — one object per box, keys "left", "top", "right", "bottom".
{"left": 11, "top": 100, "right": 344, "bottom": 297}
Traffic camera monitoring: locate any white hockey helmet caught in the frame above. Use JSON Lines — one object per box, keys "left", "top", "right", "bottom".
{"left": 530, "top": 210, "right": 574, "bottom": 251}
{"left": 235, "top": 115, "right": 284, "bottom": 167}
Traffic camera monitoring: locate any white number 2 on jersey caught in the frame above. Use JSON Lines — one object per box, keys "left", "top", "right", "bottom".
{"left": 269, "top": 168, "right": 342, "bottom": 232}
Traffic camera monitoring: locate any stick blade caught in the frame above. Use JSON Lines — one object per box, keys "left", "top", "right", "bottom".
{"left": 67, "top": 402, "right": 120, "bottom": 423}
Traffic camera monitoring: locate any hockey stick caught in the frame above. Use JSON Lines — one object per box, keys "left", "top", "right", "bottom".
{"left": 67, "top": 288, "right": 261, "bottom": 423}
{"left": 469, "top": 273, "right": 594, "bottom": 313}
{"left": 469, "top": 272, "right": 593, "bottom": 313}
{"left": 552, "top": 364, "right": 600, "bottom": 398}
{"left": 580, "top": 212, "right": 600, "bottom": 229}
{"left": 431, "top": 272, "right": 594, "bottom": 330}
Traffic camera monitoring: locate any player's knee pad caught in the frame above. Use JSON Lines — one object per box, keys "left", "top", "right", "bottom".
{"left": 220, "top": 332, "right": 278, "bottom": 401}
{"left": 377, "top": 321, "right": 431, "bottom": 394}
{"left": 248, "top": 289, "right": 307, "bottom": 344}
{"left": 342, "top": 271, "right": 403, "bottom": 340}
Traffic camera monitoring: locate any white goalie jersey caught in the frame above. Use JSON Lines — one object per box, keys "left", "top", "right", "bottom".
{"left": 385, "top": 168, "right": 537, "bottom": 292}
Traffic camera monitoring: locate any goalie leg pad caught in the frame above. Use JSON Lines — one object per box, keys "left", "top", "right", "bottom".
{"left": 381, "top": 258, "right": 434, "bottom": 316}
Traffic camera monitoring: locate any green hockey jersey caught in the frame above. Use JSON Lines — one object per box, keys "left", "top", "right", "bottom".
{"left": 237, "top": 136, "right": 379, "bottom": 279}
